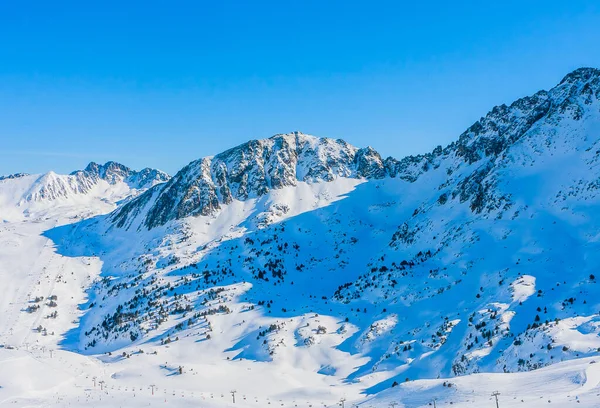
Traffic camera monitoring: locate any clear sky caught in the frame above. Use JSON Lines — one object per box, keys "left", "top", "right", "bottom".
{"left": 1, "top": 1, "right": 600, "bottom": 176}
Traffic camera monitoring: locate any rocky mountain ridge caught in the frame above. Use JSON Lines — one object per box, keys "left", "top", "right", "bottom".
{"left": 112, "top": 68, "right": 600, "bottom": 230}
{"left": 19, "top": 161, "right": 170, "bottom": 203}
{"left": 77, "top": 161, "right": 170, "bottom": 190}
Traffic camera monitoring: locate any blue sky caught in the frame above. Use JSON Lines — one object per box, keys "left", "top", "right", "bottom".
{"left": 1, "top": 1, "right": 600, "bottom": 176}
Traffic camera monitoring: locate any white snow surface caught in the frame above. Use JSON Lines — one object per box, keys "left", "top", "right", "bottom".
{"left": 2, "top": 68, "right": 600, "bottom": 407}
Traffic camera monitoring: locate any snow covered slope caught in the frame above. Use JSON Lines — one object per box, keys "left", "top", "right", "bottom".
{"left": 2, "top": 68, "right": 600, "bottom": 407}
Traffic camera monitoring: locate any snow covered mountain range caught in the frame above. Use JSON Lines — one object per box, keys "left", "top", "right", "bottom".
{"left": 0, "top": 161, "right": 169, "bottom": 214}
{"left": 1, "top": 68, "right": 600, "bottom": 407}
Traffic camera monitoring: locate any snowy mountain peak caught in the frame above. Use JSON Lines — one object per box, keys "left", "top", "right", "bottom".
{"left": 0, "top": 172, "right": 29, "bottom": 181}
{"left": 23, "top": 170, "right": 99, "bottom": 202}
{"left": 112, "top": 132, "right": 390, "bottom": 229}
{"left": 0, "top": 162, "right": 171, "bottom": 214}
{"left": 77, "top": 160, "right": 170, "bottom": 189}
{"left": 81, "top": 160, "right": 133, "bottom": 184}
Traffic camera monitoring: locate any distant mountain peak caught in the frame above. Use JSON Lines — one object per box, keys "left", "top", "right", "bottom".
{"left": 78, "top": 161, "right": 132, "bottom": 184}
{"left": 74, "top": 160, "right": 170, "bottom": 190}
{"left": 0, "top": 172, "right": 29, "bottom": 181}
{"left": 16, "top": 162, "right": 170, "bottom": 204}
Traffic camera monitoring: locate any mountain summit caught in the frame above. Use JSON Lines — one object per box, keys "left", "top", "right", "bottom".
{"left": 19, "top": 161, "right": 170, "bottom": 204}
{"left": 112, "top": 132, "right": 396, "bottom": 229}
